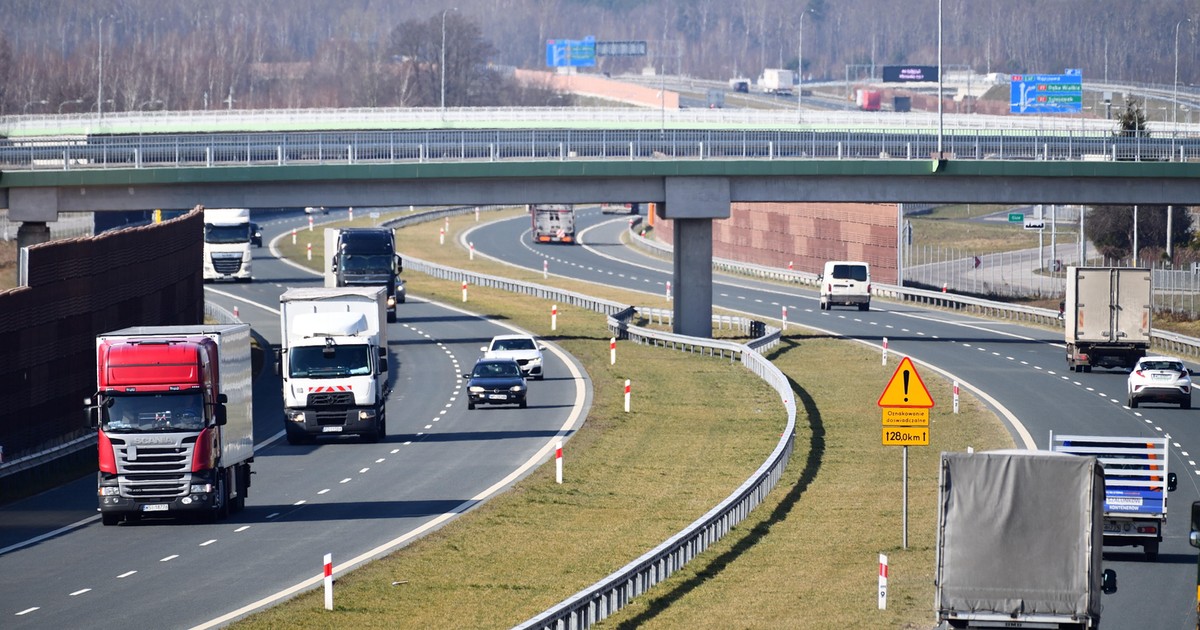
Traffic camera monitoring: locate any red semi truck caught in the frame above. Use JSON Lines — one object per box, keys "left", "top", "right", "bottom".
{"left": 87, "top": 324, "right": 254, "bottom": 525}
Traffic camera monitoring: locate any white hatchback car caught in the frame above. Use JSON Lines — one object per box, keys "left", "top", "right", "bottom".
{"left": 481, "top": 334, "right": 546, "bottom": 380}
{"left": 1127, "top": 355, "right": 1192, "bottom": 409}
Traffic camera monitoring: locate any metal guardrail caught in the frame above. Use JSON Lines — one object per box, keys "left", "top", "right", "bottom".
{"left": 4, "top": 126, "right": 1200, "bottom": 171}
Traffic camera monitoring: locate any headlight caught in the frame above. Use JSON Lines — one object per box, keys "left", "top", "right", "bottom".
{"left": 288, "top": 410, "right": 306, "bottom": 423}
{"left": 98, "top": 486, "right": 121, "bottom": 496}
{"left": 358, "top": 409, "right": 377, "bottom": 420}
{"left": 190, "top": 483, "right": 214, "bottom": 494}
{"left": 469, "top": 386, "right": 485, "bottom": 393}
{"left": 528, "top": 357, "right": 542, "bottom": 366}
{"left": 510, "top": 385, "right": 526, "bottom": 393}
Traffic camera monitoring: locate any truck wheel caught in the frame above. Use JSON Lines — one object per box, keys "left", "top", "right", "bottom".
{"left": 102, "top": 513, "right": 120, "bottom": 526}
{"left": 858, "top": 302, "right": 869, "bottom": 311}
{"left": 1128, "top": 397, "right": 1138, "bottom": 408}
{"left": 468, "top": 401, "right": 476, "bottom": 410}
{"left": 387, "top": 312, "right": 397, "bottom": 323}
{"left": 1145, "top": 541, "right": 1159, "bottom": 561}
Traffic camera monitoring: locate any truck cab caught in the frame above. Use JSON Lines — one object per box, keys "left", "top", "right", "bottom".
{"left": 324, "top": 228, "right": 404, "bottom": 323}
{"left": 203, "top": 208, "right": 253, "bottom": 282}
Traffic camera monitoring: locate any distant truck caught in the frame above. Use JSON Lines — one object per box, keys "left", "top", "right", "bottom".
{"left": 935, "top": 450, "right": 1116, "bottom": 629}
{"left": 530, "top": 204, "right": 576, "bottom": 244}
{"left": 705, "top": 88, "right": 725, "bottom": 109}
{"left": 278, "top": 287, "right": 390, "bottom": 444}
{"left": 87, "top": 324, "right": 254, "bottom": 525}
{"left": 600, "top": 202, "right": 639, "bottom": 215}
{"left": 202, "top": 208, "right": 253, "bottom": 282}
{"left": 857, "top": 88, "right": 882, "bottom": 111}
{"left": 758, "top": 68, "right": 794, "bottom": 96}
{"left": 1065, "top": 266, "right": 1152, "bottom": 372}
{"left": 323, "top": 227, "right": 405, "bottom": 323}
{"left": 1053, "top": 433, "right": 1177, "bottom": 560}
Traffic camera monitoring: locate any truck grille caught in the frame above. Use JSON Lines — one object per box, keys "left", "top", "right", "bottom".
{"left": 108, "top": 436, "right": 194, "bottom": 499}
{"left": 306, "top": 391, "right": 357, "bottom": 426}
{"left": 210, "top": 252, "right": 244, "bottom": 274}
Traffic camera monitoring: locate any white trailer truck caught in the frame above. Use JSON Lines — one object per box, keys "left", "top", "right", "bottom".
{"left": 278, "top": 286, "right": 390, "bottom": 444}
{"left": 758, "top": 68, "right": 794, "bottom": 96}
{"left": 1053, "top": 434, "right": 1177, "bottom": 560}
{"left": 935, "top": 450, "right": 1116, "bottom": 629}
{"left": 202, "top": 208, "right": 254, "bottom": 282}
{"left": 1065, "top": 266, "right": 1152, "bottom": 372}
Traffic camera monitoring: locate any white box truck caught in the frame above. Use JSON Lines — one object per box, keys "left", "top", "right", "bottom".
{"left": 758, "top": 68, "right": 794, "bottom": 96}
{"left": 203, "top": 208, "right": 253, "bottom": 282}
{"left": 1065, "top": 266, "right": 1152, "bottom": 371}
{"left": 87, "top": 324, "right": 254, "bottom": 525}
{"left": 935, "top": 450, "right": 1116, "bottom": 629}
{"left": 278, "top": 287, "right": 390, "bottom": 444}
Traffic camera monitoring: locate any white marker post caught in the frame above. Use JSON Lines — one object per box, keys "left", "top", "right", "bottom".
{"left": 291, "top": 228, "right": 297, "bottom": 245}
{"left": 439, "top": 227, "right": 445, "bottom": 245}
{"left": 555, "top": 441, "right": 563, "bottom": 484}
{"left": 788, "top": 260, "right": 794, "bottom": 271}
{"left": 348, "top": 207, "right": 354, "bottom": 221}
{"left": 782, "top": 305, "right": 788, "bottom": 330}
{"left": 953, "top": 381, "right": 960, "bottom": 414}
{"left": 324, "top": 553, "right": 333, "bottom": 611}
{"left": 308, "top": 216, "right": 314, "bottom": 231}
{"left": 878, "top": 553, "right": 888, "bottom": 610}
{"left": 461, "top": 281, "right": 468, "bottom": 302}
{"left": 233, "top": 306, "right": 239, "bottom": 319}
{"left": 543, "top": 259, "right": 548, "bottom": 279}
{"left": 624, "top": 379, "right": 631, "bottom": 412}
{"left": 306, "top": 243, "right": 312, "bottom": 261}
{"left": 551, "top": 305, "right": 558, "bottom": 331}
{"left": 475, "top": 207, "right": 480, "bottom": 221}
{"left": 610, "top": 338, "right": 616, "bottom": 365}
{"left": 469, "top": 242, "right": 475, "bottom": 260}
{"left": 882, "top": 337, "right": 888, "bottom": 366}
{"left": 666, "top": 281, "right": 672, "bottom": 300}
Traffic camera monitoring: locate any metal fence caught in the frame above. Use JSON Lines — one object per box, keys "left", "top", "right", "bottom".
{"left": 4, "top": 126, "right": 1200, "bottom": 170}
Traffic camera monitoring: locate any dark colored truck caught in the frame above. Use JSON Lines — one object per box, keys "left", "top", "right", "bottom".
{"left": 323, "top": 227, "right": 405, "bottom": 323}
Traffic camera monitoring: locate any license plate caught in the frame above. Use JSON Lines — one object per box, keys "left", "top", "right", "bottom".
{"left": 488, "top": 394, "right": 508, "bottom": 400}
{"left": 1103, "top": 520, "right": 1126, "bottom": 533}
{"left": 1152, "top": 374, "right": 1172, "bottom": 381}
{"left": 322, "top": 426, "right": 343, "bottom": 433}
{"left": 142, "top": 504, "right": 168, "bottom": 512}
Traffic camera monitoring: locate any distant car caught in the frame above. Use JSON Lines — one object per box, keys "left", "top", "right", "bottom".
{"left": 1127, "top": 356, "right": 1192, "bottom": 408}
{"left": 481, "top": 334, "right": 545, "bottom": 379}
{"left": 249, "top": 222, "right": 263, "bottom": 248}
{"left": 463, "top": 358, "right": 528, "bottom": 409}
{"left": 304, "top": 206, "right": 327, "bottom": 215}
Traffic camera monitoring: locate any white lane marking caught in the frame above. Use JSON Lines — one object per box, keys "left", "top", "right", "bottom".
{"left": 161, "top": 555, "right": 178, "bottom": 562}
{"left": 359, "top": 468, "right": 370, "bottom": 474}
{"left": 70, "top": 589, "right": 91, "bottom": 596}
{"left": 376, "top": 458, "right": 386, "bottom": 463}
{"left": 339, "top": 478, "right": 351, "bottom": 484}
{"left": 235, "top": 526, "right": 250, "bottom": 533}
{"left": 390, "top": 449, "right": 400, "bottom": 454}
{"left": 200, "top": 539, "right": 217, "bottom": 546}
{"left": 117, "top": 571, "right": 137, "bottom": 578}
{"left": 266, "top": 513, "right": 280, "bottom": 520}
{"left": 293, "top": 500, "right": 306, "bottom": 506}
{"left": 318, "top": 489, "right": 330, "bottom": 495}
{"left": 15, "top": 607, "right": 39, "bottom": 616}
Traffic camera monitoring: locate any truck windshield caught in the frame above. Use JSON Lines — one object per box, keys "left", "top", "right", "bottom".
{"left": 205, "top": 223, "right": 250, "bottom": 244}
{"left": 104, "top": 392, "right": 205, "bottom": 432}
{"left": 289, "top": 345, "right": 372, "bottom": 378}
{"left": 339, "top": 253, "right": 393, "bottom": 274}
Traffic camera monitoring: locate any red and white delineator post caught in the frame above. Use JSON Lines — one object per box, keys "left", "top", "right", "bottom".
{"left": 324, "top": 553, "right": 333, "bottom": 610}
{"left": 953, "top": 381, "right": 960, "bottom": 414}
{"left": 882, "top": 337, "right": 888, "bottom": 366}
{"left": 461, "top": 281, "right": 468, "bottom": 302}
{"left": 610, "top": 338, "right": 616, "bottom": 365}
{"left": 878, "top": 553, "right": 888, "bottom": 610}
{"left": 555, "top": 441, "right": 563, "bottom": 484}
{"left": 551, "top": 304, "right": 558, "bottom": 331}
{"left": 624, "top": 379, "right": 631, "bottom": 413}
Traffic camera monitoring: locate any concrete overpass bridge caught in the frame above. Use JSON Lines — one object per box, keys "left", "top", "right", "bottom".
{"left": 3, "top": 109, "right": 1200, "bottom": 335}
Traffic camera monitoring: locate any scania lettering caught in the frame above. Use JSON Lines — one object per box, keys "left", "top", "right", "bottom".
{"left": 86, "top": 324, "right": 254, "bottom": 525}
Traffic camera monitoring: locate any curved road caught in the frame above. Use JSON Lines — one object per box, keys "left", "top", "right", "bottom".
{"left": 466, "top": 206, "right": 1200, "bottom": 629}
{"left": 0, "top": 210, "right": 591, "bottom": 628}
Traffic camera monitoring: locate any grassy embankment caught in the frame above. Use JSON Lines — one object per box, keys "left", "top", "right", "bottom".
{"left": 234, "top": 210, "right": 1012, "bottom": 628}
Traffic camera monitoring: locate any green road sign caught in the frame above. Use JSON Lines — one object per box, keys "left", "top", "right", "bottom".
{"left": 1008, "top": 213, "right": 1024, "bottom": 222}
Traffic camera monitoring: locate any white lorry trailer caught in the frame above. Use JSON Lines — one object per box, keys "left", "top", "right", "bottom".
{"left": 1053, "top": 434, "right": 1177, "bottom": 560}
{"left": 1065, "top": 266, "right": 1152, "bottom": 372}
{"left": 758, "top": 68, "right": 794, "bottom": 96}
{"left": 935, "top": 450, "right": 1115, "bottom": 629}
{"left": 88, "top": 324, "right": 254, "bottom": 525}
{"left": 278, "top": 286, "right": 390, "bottom": 444}
{"left": 202, "top": 207, "right": 253, "bottom": 282}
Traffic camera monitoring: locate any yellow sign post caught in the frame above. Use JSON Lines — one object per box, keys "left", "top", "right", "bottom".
{"left": 877, "top": 356, "right": 935, "bottom": 549}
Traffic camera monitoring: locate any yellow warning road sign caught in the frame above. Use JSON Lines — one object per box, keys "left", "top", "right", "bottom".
{"left": 877, "top": 357, "right": 935, "bottom": 408}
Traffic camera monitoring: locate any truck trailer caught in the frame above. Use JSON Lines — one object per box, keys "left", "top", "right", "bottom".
{"left": 278, "top": 286, "right": 390, "bottom": 444}
{"left": 323, "top": 227, "right": 405, "bottom": 323}
{"left": 202, "top": 207, "right": 253, "bottom": 282}
{"left": 1053, "top": 433, "right": 1177, "bottom": 560}
{"left": 758, "top": 68, "right": 794, "bottom": 96}
{"left": 530, "top": 204, "right": 576, "bottom": 244}
{"left": 1065, "top": 266, "right": 1152, "bottom": 372}
{"left": 935, "top": 450, "right": 1116, "bottom": 628}
{"left": 87, "top": 324, "right": 254, "bottom": 525}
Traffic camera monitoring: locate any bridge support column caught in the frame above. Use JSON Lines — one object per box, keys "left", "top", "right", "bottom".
{"left": 661, "top": 177, "right": 730, "bottom": 338}
{"left": 9, "top": 188, "right": 61, "bottom": 284}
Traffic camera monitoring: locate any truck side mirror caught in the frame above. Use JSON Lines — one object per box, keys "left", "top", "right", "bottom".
{"left": 395, "top": 254, "right": 403, "bottom": 274}
{"left": 1101, "top": 568, "right": 1117, "bottom": 594}
{"left": 214, "top": 404, "right": 227, "bottom": 426}
{"left": 84, "top": 397, "right": 99, "bottom": 429}
{"left": 379, "top": 357, "right": 389, "bottom": 373}
{"left": 1169, "top": 472, "right": 1178, "bottom": 492}
{"left": 274, "top": 348, "right": 282, "bottom": 376}
{"left": 217, "top": 393, "right": 228, "bottom": 405}
{"left": 1190, "top": 501, "right": 1200, "bottom": 548}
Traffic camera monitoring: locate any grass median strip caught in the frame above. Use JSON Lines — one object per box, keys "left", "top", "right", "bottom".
{"left": 249, "top": 209, "right": 1013, "bottom": 628}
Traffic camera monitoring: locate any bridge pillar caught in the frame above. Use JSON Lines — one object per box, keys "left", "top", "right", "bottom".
{"left": 660, "top": 177, "right": 730, "bottom": 338}
{"left": 9, "top": 188, "right": 61, "bottom": 284}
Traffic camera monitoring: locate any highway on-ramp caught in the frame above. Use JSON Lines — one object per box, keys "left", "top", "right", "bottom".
{"left": 466, "top": 207, "right": 1200, "bottom": 629}
{"left": 0, "top": 211, "right": 591, "bottom": 629}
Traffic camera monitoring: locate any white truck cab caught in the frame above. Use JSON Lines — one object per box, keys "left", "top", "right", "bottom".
{"left": 819, "top": 261, "right": 870, "bottom": 311}
{"left": 203, "top": 208, "right": 253, "bottom": 282}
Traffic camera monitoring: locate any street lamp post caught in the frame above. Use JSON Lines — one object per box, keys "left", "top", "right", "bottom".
{"left": 440, "top": 8, "right": 458, "bottom": 110}
{"left": 1174, "top": 18, "right": 1190, "bottom": 159}
{"left": 797, "top": 10, "right": 808, "bottom": 119}
{"left": 59, "top": 98, "right": 83, "bottom": 114}
{"left": 23, "top": 99, "right": 48, "bottom": 114}
{"left": 98, "top": 15, "right": 113, "bottom": 119}
{"left": 937, "top": 0, "right": 944, "bottom": 156}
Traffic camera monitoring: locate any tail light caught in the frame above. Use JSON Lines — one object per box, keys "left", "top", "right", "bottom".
{"left": 98, "top": 431, "right": 117, "bottom": 474}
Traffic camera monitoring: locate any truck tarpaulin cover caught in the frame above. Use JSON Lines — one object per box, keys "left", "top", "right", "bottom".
{"left": 936, "top": 451, "right": 1104, "bottom": 620}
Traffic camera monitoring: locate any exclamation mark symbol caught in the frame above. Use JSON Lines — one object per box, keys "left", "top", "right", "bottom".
{"left": 902, "top": 370, "right": 910, "bottom": 403}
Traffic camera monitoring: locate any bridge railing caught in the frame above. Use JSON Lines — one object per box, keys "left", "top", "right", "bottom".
{"left": 3, "top": 126, "right": 1198, "bottom": 170}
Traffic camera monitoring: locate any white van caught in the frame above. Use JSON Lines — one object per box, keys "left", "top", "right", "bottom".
{"left": 819, "top": 261, "right": 870, "bottom": 311}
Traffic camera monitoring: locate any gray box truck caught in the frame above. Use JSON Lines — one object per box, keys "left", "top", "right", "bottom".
{"left": 1065, "top": 266, "right": 1152, "bottom": 372}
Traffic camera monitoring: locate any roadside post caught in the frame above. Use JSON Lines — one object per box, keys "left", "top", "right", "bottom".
{"left": 878, "top": 356, "right": 935, "bottom": 548}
